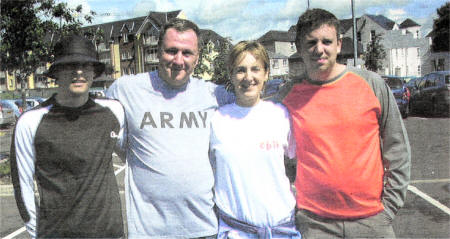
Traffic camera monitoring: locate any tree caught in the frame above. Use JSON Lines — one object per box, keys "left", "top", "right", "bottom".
{"left": 193, "top": 43, "right": 214, "bottom": 79}
{"left": 193, "top": 38, "right": 231, "bottom": 89}
{"left": 364, "top": 33, "right": 386, "bottom": 72}
{"left": 211, "top": 40, "right": 231, "bottom": 89}
{"left": 431, "top": 2, "right": 449, "bottom": 52}
{"left": 0, "top": 0, "right": 96, "bottom": 110}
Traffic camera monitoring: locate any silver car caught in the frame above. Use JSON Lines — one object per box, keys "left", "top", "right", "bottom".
{"left": 0, "top": 101, "right": 16, "bottom": 127}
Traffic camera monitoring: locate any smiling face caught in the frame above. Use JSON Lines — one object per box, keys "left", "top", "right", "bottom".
{"left": 158, "top": 28, "right": 199, "bottom": 88}
{"left": 298, "top": 24, "right": 343, "bottom": 81}
{"left": 231, "top": 52, "right": 269, "bottom": 107}
{"left": 54, "top": 63, "right": 95, "bottom": 97}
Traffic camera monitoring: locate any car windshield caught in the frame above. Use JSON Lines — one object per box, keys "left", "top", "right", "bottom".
{"left": 385, "top": 78, "right": 403, "bottom": 89}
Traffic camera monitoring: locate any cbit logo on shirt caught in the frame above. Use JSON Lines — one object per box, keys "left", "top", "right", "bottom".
{"left": 140, "top": 111, "right": 208, "bottom": 129}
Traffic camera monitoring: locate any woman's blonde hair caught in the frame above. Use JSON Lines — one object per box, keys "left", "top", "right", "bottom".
{"left": 228, "top": 40, "right": 270, "bottom": 75}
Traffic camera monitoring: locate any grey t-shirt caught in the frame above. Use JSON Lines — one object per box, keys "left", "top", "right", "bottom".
{"left": 107, "top": 71, "right": 232, "bottom": 238}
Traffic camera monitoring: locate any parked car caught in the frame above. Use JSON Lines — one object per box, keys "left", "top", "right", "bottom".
{"left": 382, "top": 76, "right": 410, "bottom": 118}
{"left": 0, "top": 98, "right": 42, "bottom": 119}
{"left": 0, "top": 101, "right": 16, "bottom": 127}
{"left": 410, "top": 71, "right": 450, "bottom": 116}
{"left": 0, "top": 99, "right": 21, "bottom": 119}
{"left": 27, "top": 96, "right": 46, "bottom": 104}
{"left": 262, "top": 78, "right": 285, "bottom": 99}
{"left": 15, "top": 99, "right": 39, "bottom": 114}
{"left": 89, "top": 88, "right": 106, "bottom": 98}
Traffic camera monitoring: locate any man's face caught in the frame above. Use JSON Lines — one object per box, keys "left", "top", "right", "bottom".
{"left": 297, "top": 24, "right": 342, "bottom": 80}
{"left": 54, "top": 63, "right": 94, "bottom": 96}
{"left": 158, "top": 28, "right": 199, "bottom": 88}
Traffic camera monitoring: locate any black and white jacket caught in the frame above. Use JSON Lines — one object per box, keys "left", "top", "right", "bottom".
{"left": 10, "top": 95, "right": 126, "bottom": 238}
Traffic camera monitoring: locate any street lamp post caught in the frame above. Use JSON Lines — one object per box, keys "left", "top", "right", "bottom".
{"left": 352, "top": 0, "right": 358, "bottom": 66}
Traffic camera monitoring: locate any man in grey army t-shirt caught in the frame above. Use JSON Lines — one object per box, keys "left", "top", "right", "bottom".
{"left": 107, "top": 18, "right": 231, "bottom": 238}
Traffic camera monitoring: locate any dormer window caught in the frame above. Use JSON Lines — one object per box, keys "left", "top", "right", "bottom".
{"left": 370, "top": 30, "right": 376, "bottom": 41}
{"left": 123, "top": 33, "right": 128, "bottom": 43}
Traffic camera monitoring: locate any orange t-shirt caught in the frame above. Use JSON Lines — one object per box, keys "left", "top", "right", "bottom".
{"left": 283, "top": 72, "right": 385, "bottom": 219}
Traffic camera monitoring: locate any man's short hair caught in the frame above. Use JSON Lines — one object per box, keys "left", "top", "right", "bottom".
{"left": 157, "top": 18, "right": 202, "bottom": 51}
{"left": 295, "top": 8, "right": 341, "bottom": 46}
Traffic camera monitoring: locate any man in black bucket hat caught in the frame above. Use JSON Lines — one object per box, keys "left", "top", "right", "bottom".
{"left": 10, "top": 34, "right": 126, "bottom": 238}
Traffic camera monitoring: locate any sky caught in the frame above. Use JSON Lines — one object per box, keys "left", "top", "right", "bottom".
{"left": 59, "top": 0, "right": 447, "bottom": 43}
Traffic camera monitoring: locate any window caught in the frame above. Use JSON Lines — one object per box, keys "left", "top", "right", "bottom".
{"left": 283, "top": 59, "right": 288, "bottom": 66}
{"left": 123, "top": 34, "right": 128, "bottom": 43}
{"left": 438, "top": 58, "right": 445, "bottom": 71}
{"left": 432, "top": 59, "right": 437, "bottom": 71}
{"left": 416, "top": 30, "right": 419, "bottom": 38}
{"left": 370, "top": 30, "right": 376, "bottom": 42}
{"left": 357, "top": 32, "right": 361, "bottom": 42}
{"left": 290, "top": 42, "right": 295, "bottom": 51}
{"left": 272, "top": 60, "right": 279, "bottom": 69}
{"left": 417, "top": 65, "right": 421, "bottom": 75}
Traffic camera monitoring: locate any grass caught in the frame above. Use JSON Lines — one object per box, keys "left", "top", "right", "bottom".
{"left": 0, "top": 158, "right": 11, "bottom": 178}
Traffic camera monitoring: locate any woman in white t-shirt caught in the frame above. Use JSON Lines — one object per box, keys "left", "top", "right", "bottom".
{"left": 209, "top": 41, "right": 301, "bottom": 239}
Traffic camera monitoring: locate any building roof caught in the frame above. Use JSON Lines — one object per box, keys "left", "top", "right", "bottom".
{"left": 257, "top": 30, "right": 295, "bottom": 43}
{"left": 84, "top": 10, "right": 182, "bottom": 44}
{"left": 84, "top": 16, "right": 146, "bottom": 44}
{"left": 340, "top": 37, "right": 363, "bottom": 56}
{"left": 399, "top": 18, "right": 420, "bottom": 28}
{"left": 366, "top": 14, "right": 396, "bottom": 30}
{"left": 199, "top": 29, "right": 227, "bottom": 44}
{"left": 288, "top": 52, "right": 302, "bottom": 59}
{"left": 267, "top": 50, "right": 288, "bottom": 59}
{"left": 339, "top": 18, "right": 360, "bottom": 34}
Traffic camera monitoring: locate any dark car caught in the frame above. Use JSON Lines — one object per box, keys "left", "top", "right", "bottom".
{"left": 382, "top": 76, "right": 410, "bottom": 118}
{"left": 410, "top": 71, "right": 450, "bottom": 116}
{"left": 262, "top": 78, "right": 285, "bottom": 99}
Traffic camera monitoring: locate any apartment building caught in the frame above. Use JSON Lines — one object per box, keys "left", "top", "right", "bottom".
{"left": 0, "top": 10, "right": 231, "bottom": 91}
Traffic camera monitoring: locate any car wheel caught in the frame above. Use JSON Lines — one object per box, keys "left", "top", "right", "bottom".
{"left": 402, "top": 104, "right": 409, "bottom": 119}
{"left": 432, "top": 100, "right": 439, "bottom": 117}
{"left": 409, "top": 101, "right": 416, "bottom": 115}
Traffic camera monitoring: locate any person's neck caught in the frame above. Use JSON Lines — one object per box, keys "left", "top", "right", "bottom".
{"left": 55, "top": 92, "right": 89, "bottom": 108}
{"left": 236, "top": 97, "right": 260, "bottom": 108}
{"left": 309, "top": 64, "right": 346, "bottom": 82}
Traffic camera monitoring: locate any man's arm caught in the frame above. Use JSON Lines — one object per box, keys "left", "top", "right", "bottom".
{"left": 10, "top": 116, "right": 38, "bottom": 238}
{"left": 213, "top": 84, "right": 235, "bottom": 106}
{"left": 371, "top": 72, "right": 411, "bottom": 220}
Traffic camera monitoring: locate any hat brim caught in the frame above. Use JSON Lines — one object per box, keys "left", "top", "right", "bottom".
{"left": 44, "top": 54, "right": 105, "bottom": 79}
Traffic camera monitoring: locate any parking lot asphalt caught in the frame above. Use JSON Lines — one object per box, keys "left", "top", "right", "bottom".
{"left": 1, "top": 115, "right": 449, "bottom": 238}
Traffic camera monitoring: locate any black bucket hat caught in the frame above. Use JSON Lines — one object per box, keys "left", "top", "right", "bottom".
{"left": 45, "top": 35, "right": 105, "bottom": 79}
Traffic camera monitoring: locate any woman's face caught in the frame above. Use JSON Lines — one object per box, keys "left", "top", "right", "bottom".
{"left": 231, "top": 52, "right": 268, "bottom": 107}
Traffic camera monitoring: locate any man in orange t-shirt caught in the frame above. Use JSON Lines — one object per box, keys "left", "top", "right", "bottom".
{"left": 276, "top": 8, "right": 411, "bottom": 238}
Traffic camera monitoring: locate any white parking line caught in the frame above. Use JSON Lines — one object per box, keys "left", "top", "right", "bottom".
{"left": 4, "top": 165, "right": 127, "bottom": 239}
{"left": 3, "top": 226, "right": 26, "bottom": 239}
{"left": 408, "top": 185, "right": 450, "bottom": 215}
{"left": 411, "top": 178, "right": 450, "bottom": 183}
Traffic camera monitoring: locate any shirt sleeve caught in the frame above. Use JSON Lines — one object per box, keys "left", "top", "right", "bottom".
{"left": 96, "top": 99, "right": 128, "bottom": 160}
{"left": 369, "top": 72, "right": 411, "bottom": 219}
{"left": 213, "top": 84, "right": 235, "bottom": 106}
{"left": 10, "top": 114, "right": 39, "bottom": 238}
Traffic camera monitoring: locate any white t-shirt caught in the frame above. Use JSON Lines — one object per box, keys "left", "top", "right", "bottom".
{"left": 107, "top": 71, "right": 232, "bottom": 238}
{"left": 210, "top": 100, "right": 296, "bottom": 227}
